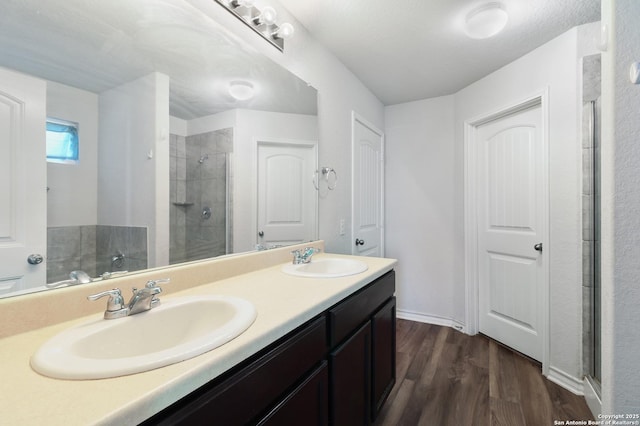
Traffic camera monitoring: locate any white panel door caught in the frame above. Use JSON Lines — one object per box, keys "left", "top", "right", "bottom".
{"left": 0, "top": 67, "right": 47, "bottom": 295}
{"left": 477, "top": 104, "right": 544, "bottom": 361}
{"left": 352, "top": 114, "right": 384, "bottom": 257}
{"left": 257, "top": 141, "right": 317, "bottom": 247}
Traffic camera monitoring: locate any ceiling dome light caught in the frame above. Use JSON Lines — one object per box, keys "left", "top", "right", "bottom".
{"left": 228, "top": 81, "right": 254, "bottom": 100}
{"left": 464, "top": 3, "right": 508, "bottom": 39}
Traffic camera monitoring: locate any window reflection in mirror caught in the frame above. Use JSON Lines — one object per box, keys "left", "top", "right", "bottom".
{"left": 0, "top": 0, "right": 318, "bottom": 298}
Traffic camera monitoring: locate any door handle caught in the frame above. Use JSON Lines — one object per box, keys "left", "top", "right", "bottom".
{"left": 27, "top": 254, "right": 44, "bottom": 265}
{"left": 258, "top": 231, "right": 264, "bottom": 237}
{"left": 534, "top": 243, "right": 543, "bottom": 252}
{"left": 355, "top": 239, "right": 365, "bottom": 246}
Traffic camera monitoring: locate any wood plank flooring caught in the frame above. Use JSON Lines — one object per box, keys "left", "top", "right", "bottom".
{"left": 374, "top": 319, "right": 593, "bottom": 426}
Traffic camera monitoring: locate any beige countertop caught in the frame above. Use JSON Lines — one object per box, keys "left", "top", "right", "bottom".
{"left": 0, "top": 247, "right": 396, "bottom": 425}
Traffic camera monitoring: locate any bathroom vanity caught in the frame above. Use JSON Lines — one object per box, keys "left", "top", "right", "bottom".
{"left": 0, "top": 243, "right": 396, "bottom": 425}
{"left": 143, "top": 270, "right": 395, "bottom": 426}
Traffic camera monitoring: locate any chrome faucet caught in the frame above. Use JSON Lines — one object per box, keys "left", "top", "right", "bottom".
{"left": 128, "top": 278, "right": 168, "bottom": 315}
{"left": 87, "top": 278, "right": 170, "bottom": 319}
{"left": 291, "top": 247, "right": 321, "bottom": 264}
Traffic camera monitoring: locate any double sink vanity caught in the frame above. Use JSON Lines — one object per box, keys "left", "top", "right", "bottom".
{"left": 0, "top": 242, "right": 396, "bottom": 425}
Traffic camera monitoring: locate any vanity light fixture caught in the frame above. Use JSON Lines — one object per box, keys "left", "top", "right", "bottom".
{"left": 254, "top": 6, "right": 277, "bottom": 26}
{"left": 464, "top": 2, "right": 508, "bottom": 39}
{"left": 214, "top": 0, "right": 294, "bottom": 51}
{"left": 228, "top": 80, "right": 255, "bottom": 100}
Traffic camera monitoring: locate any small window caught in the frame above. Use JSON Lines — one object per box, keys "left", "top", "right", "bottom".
{"left": 46, "top": 118, "right": 79, "bottom": 163}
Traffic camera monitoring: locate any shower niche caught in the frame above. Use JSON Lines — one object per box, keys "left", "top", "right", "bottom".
{"left": 170, "top": 128, "right": 233, "bottom": 265}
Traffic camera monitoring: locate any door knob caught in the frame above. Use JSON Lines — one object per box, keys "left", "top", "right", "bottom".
{"left": 27, "top": 254, "right": 44, "bottom": 265}
{"left": 534, "top": 243, "right": 543, "bottom": 252}
{"left": 355, "top": 239, "right": 365, "bottom": 246}
{"left": 258, "top": 231, "right": 264, "bottom": 237}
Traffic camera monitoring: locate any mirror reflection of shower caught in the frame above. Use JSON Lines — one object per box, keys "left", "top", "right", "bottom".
{"left": 581, "top": 53, "right": 601, "bottom": 397}
{"left": 170, "top": 128, "right": 233, "bottom": 265}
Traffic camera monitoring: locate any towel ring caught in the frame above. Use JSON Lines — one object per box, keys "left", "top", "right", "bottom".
{"left": 313, "top": 167, "right": 337, "bottom": 191}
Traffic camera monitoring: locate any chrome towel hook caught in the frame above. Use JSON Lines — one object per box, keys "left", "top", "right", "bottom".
{"left": 313, "top": 166, "right": 337, "bottom": 191}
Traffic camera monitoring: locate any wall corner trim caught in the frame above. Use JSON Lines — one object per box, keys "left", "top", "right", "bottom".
{"left": 396, "top": 309, "right": 467, "bottom": 334}
{"left": 547, "top": 366, "right": 585, "bottom": 396}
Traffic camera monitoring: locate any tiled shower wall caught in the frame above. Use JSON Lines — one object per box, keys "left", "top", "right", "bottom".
{"left": 170, "top": 128, "right": 233, "bottom": 265}
{"left": 47, "top": 225, "right": 147, "bottom": 283}
{"left": 581, "top": 54, "right": 601, "bottom": 376}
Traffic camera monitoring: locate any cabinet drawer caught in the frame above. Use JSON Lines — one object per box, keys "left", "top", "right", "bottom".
{"left": 328, "top": 270, "right": 395, "bottom": 347}
{"left": 146, "top": 315, "right": 327, "bottom": 426}
{"left": 257, "top": 361, "right": 328, "bottom": 426}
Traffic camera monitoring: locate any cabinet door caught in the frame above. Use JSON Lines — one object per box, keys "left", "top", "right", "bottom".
{"left": 143, "top": 316, "right": 326, "bottom": 426}
{"left": 258, "top": 361, "right": 328, "bottom": 426}
{"left": 371, "top": 297, "right": 396, "bottom": 420}
{"left": 330, "top": 321, "right": 371, "bottom": 426}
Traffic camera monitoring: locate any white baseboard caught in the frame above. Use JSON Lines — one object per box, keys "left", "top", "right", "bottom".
{"left": 547, "top": 366, "right": 584, "bottom": 395}
{"left": 583, "top": 376, "right": 602, "bottom": 419}
{"left": 396, "top": 309, "right": 467, "bottom": 334}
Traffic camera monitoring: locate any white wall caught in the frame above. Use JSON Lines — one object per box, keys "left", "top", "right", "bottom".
{"left": 186, "top": 108, "right": 318, "bottom": 253}
{"left": 46, "top": 81, "right": 98, "bottom": 227}
{"left": 385, "top": 23, "right": 600, "bottom": 388}
{"left": 456, "top": 26, "right": 585, "bottom": 385}
{"left": 98, "top": 72, "right": 170, "bottom": 267}
{"left": 187, "top": 109, "right": 237, "bottom": 136}
{"left": 384, "top": 96, "right": 457, "bottom": 325}
{"left": 234, "top": 109, "right": 318, "bottom": 252}
{"left": 601, "top": 0, "right": 640, "bottom": 414}
{"left": 186, "top": 0, "right": 385, "bottom": 254}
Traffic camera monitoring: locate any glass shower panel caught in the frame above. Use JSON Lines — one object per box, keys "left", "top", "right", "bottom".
{"left": 592, "top": 98, "right": 601, "bottom": 384}
{"left": 169, "top": 128, "right": 233, "bottom": 265}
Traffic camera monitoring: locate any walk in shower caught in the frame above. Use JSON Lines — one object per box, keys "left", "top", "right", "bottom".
{"left": 582, "top": 54, "right": 601, "bottom": 396}
{"left": 169, "top": 128, "right": 233, "bottom": 265}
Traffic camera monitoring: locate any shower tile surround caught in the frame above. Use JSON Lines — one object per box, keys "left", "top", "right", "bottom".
{"left": 170, "top": 129, "right": 233, "bottom": 265}
{"left": 48, "top": 128, "right": 232, "bottom": 283}
{"left": 47, "top": 225, "right": 147, "bottom": 283}
{"left": 581, "top": 54, "right": 600, "bottom": 376}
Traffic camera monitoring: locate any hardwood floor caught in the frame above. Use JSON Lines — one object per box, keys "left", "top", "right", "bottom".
{"left": 374, "top": 320, "right": 593, "bottom": 426}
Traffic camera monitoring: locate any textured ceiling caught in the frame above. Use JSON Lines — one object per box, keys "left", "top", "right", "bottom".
{"left": 277, "top": 0, "right": 601, "bottom": 105}
{"left": 0, "top": 0, "right": 317, "bottom": 119}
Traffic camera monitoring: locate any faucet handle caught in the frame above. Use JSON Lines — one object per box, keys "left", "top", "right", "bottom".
{"left": 87, "top": 289, "right": 126, "bottom": 312}
{"left": 145, "top": 278, "right": 170, "bottom": 289}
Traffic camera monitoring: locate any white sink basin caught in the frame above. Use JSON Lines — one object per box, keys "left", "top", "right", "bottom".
{"left": 31, "top": 295, "right": 256, "bottom": 380}
{"left": 282, "top": 258, "right": 368, "bottom": 278}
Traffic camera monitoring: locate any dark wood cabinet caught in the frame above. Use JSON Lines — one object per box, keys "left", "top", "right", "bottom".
{"left": 141, "top": 270, "right": 395, "bottom": 426}
{"left": 143, "top": 316, "right": 327, "bottom": 426}
{"left": 330, "top": 321, "right": 371, "bottom": 426}
{"left": 258, "top": 361, "right": 328, "bottom": 426}
{"left": 329, "top": 272, "right": 396, "bottom": 426}
{"left": 371, "top": 297, "right": 396, "bottom": 421}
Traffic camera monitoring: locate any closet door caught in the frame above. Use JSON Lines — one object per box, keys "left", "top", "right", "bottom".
{"left": 0, "top": 67, "right": 47, "bottom": 295}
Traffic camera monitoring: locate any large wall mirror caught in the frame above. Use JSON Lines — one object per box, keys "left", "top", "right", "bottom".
{"left": 0, "top": 0, "right": 318, "bottom": 298}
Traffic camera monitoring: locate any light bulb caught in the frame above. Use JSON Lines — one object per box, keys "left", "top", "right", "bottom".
{"left": 274, "top": 22, "right": 294, "bottom": 40}
{"left": 254, "top": 6, "right": 277, "bottom": 25}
